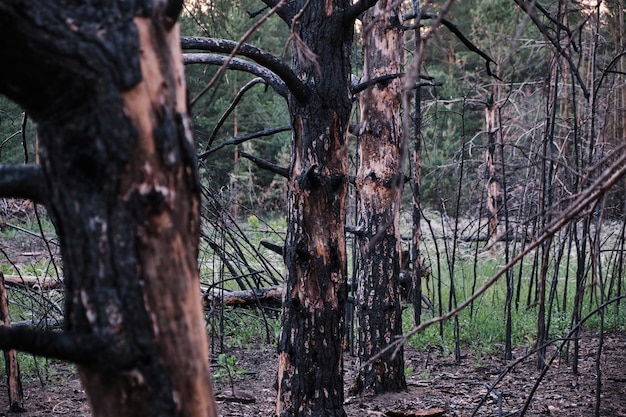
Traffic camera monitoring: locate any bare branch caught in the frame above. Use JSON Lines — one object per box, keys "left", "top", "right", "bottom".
{"left": 258, "top": 0, "right": 295, "bottom": 23}
{"left": 378, "top": 146, "right": 626, "bottom": 357}
{"left": 351, "top": 72, "right": 442, "bottom": 96}
{"left": 204, "top": 78, "right": 269, "bottom": 151}
{"left": 513, "top": 0, "right": 589, "bottom": 99}
{"left": 421, "top": 12, "right": 500, "bottom": 80}
{"left": 0, "top": 165, "right": 48, "bottom": 203}
{"left": 182, "top": 37, "right": 308, "bottom": 102}
{"left": 184, "top": 54, "right": 288, "bottom": 98}
{"left": 260, "top": 240, "right": 284, "bottom": 256}
{"left": 344, "top": 0, "right": 378, "bottom": 24}
{"left": 239, "top": 151, "right": 289, "bottom": 178}
{"left": 198, "top": 125, "right": 291, "bottom": 161}
{"left": 0, "top": 326, "right": 131, "bottom": 369}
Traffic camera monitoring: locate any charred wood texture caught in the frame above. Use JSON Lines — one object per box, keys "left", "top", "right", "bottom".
{"left": 276, "top": 1, "right": 355, "bottom": 416}
{"left": 0, "top": 272, "right": 24, "bottom": 412}
{"left": 354, "top": 0, "right": 407, "bottom": 394}
{"left": 0, "top": 2, "right": 217, "bottom": 417}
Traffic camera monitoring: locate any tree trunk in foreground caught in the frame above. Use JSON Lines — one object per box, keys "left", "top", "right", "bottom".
{"left": 0, "top": 2, "right": 218, "bottom": 416}
{"left": 276, "top": 1, "right": 353, "bottom": 416}
{"left": 355, "top": 0, "right": 406, "bottom": 394}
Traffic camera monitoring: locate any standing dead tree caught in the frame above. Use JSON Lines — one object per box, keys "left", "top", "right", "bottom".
{"left": 0, "top": 2, "right": 218, "bottom": 416}
{"left": 182, "top": 0, "right": 379, "bottom": 414}
{"left": 0, "top": 271, "right": 23, "bottom": 412}
{"left": 354, "top": 0, "right": 406, "bottom": 395}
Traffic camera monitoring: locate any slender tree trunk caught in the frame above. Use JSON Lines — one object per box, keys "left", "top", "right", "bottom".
{"left": 484, "top": 95, "right": 499, "bottom": 251}
{"left": 411, "top": 1, "right": 424, "bottom": 328}
{"left": 276, "top": 1, "right": 353, "bottom": 415}
{"left": 354, "top": 0, "right": 406, "bottom": 394}
{"left": 0, "top": 272, "right": 24, "bottom": 412}
{"left": 0, "top": 3, "right": 218, "bottom": 416}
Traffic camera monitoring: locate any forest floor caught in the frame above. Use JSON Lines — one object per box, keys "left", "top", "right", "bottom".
{"left": 1, "top": 228, "right": 626, "bottom": 416}
{"left": 0, "top": 331, "right": 625, "bottom": 417}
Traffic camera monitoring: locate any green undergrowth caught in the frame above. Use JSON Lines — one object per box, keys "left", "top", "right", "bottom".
{"left": 403, "top": 254, "right": 626, "bottom": 358}
{"left": 207, "top": 307, "right": 281, "bottom": 349}
{"left": 0, "top": 353, "right": 71, "bottom": 384}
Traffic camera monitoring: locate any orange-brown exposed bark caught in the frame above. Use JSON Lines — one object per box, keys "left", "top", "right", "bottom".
{"left": 355, "top": 0, "right": 406, "bottom": 394}
{"left": 0, "top": 3, "right": 218, "bottom": 417}
{"left": 484, "top": 98, "right": 500, "bottom": 251}
{"left": 0, "top": 272, "right": 24, "bottom": 412}
{"left": 276, "top": 1, "right": 353, "bottom": 416}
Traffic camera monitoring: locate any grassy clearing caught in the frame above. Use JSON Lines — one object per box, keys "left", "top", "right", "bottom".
{"left": 2, "top": 209, "right": 625, "bottom": 382}
{"left": 403, "top": 250, "right": 626, "bottom": 358}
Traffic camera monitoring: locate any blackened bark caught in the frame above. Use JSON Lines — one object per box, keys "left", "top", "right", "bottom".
{"left": 0, "top": 165, "right": 47, "bottom": 203}
{"left": 0, "top": 2, "right": 217, "bottom": 417}
{"left": 355, "top": 0, "right": 406, "bottom": 394}
{"left": 276, "top": 1, "right": 354, "bottom": 416}
{"left": 181, "top": 37, "right": 307, "bottom": 101}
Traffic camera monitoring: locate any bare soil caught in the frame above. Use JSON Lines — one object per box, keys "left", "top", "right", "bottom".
{"left": 1, "top": 331, "right": 624, "bottom": 416}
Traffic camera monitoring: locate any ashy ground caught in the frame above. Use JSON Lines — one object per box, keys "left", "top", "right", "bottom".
{"left": 0, "top": 331, "right": 625, "bottom": 416}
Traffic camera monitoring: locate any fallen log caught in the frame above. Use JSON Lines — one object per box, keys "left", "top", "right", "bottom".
{"left": 203, "top": 285, "right": 283, "bottom": 308}
{"left": 3, "top": 275, "right": 62, "bottom": 289}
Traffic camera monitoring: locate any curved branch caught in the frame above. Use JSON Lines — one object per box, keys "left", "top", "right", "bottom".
{"left": 421, "top": 12, "right": 500, "bottom": 80}
{"left": 0, "top": 165, "right": 48, "bottom": 204}
{"left": 183, "top": 54, "right": 288, "bottom": 98}
{"left": 205, "top": 78, "right": 269, "bottom": 151}
{"left": 181, "top": 37, "right": 309, "bottom": 102}
{"left": 0, "top": 326, "right": 131, "bottom": 369}
{"left": 198, "top": 125, "right": 291, "bottom": 161}
{"left": 239, "top": 151, "right": 289, "bottom": 178}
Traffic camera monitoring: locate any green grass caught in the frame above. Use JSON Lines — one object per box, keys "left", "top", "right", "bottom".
{"left": 403, "top": 253, "right": 626, "bottom": 358}
{"left": 207, "top": 308, "right": 281, "bottom": 349}
{"left": 212, "top": 353, "right": 248, "bottom": 381}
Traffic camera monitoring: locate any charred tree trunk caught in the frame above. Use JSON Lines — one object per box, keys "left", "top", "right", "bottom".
{"left": 0, "top": 272, "right": 24, "bottom": 412}
{"left": 484, "top": 95, "right": 500, "bottom": 252}
{"left": 0, "top": 2, "right": 218, "bottom": 417}
{"left": 410, "top": 0, "right": 424, "bottom": 328}
{"left": 276, "top": 1, "right": 355, "bottom": 416}
{"left": 354, "top": 0, "right": 406, "bottom": 394}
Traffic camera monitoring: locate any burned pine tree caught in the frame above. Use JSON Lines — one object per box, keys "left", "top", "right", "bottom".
{"left": 0, "top": 2, "right": 218, "bottom": 416}
{"left": 354, "top": 0, "right": 407, "bottom": 394}
{"left": 182, "top": 0, "right": 378, "bottom": 415}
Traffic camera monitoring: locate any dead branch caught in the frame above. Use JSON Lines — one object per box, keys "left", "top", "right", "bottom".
{"left": 239, "top": 151, "right": 289, "bottom": 178}
{"left": 0, "top": 165, "right": 48, "bottom": 204}
{"left": 0, "top": 326, "right": 124, "bottom": 368}
{"left": 183, "top": 54, "right": 288, "bottom": 98}
{"left": 198, "top": 125, "right": 291, "bottom": 160}
{"left": 260, "top": 240, "right": 283, "bottom": 256}
{"left": 205, "top": 78, "right": 268, "bottom": 151}
{"left": 3, "top": 275, "right": 62, "bottom": 289}
{"left": 181, "top": 36, "right": 308, "bottom": 103}
{"left": 421, "top": 12, "right": 499, "bottom": 80}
